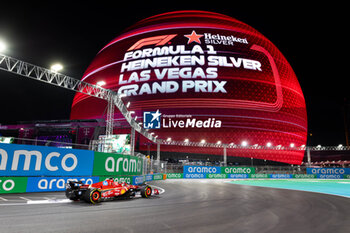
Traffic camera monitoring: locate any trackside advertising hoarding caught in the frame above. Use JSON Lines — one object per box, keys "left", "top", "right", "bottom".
{"left": 0, "top": 143, "right": 94, "bottom": 176}
{"left": 250, "top": 174, "right": 269, "bottom": 178}
{"left": 92, "top": 152, "right": 142, "bottom": 176}
{"left": 131, "top": 174, "right": 165, "bottom": 185}
{"left": 221, "top": 167, "right": 255, "bottom": 174}
{"left": 166, "top": 173, "right": 183, "bottom": 179}
{"left": 307, "top": 168, "right": 350, "bottom": 175}
{"left": 207, "top": 174, "right": 227, "bottom": 179}
{"left": 26, "top": 176, "right": 99, "bottom": 192}
{"left": 183, "top": 166, "right": 256, "bottom": 178}
{"left": 183, "top": 166, "right": 221, "bottom": 178}
{"left": 153, "top": 174, "right": 165, "bottom": 180}
{"left": 293, "top": 174, "right": 316, "bottom": 179}
{"left": 0, "top": 177, "right": 28, "bottom": 194}
{"left": 270, "top": 174, "right": 293, "bottom": 179}
{"left": 1, "top": 174, "right": 168, "bottom": 193}
{"left": 133, "top": 175, "right": 145, "bottom": 185}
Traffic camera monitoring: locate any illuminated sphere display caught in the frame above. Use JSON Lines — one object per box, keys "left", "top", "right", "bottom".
{"left": 71, "top": 11, "right": 307, "bottom": 164}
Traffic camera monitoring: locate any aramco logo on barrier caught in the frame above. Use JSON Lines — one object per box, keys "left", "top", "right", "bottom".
{"left": 104, "top": 156, "right": 142, "bottom": 174}
{"left": 0, "top": 178, "right": 15, "bottom": 191}
{"left": 26, "top": 177, "right": 98, "bottom": 192}
{"left": 0, "top": 144, "right": 94, "bottom": 176}
{"left": 0, "top": 149, "right": 78, "bottom": 172}
{"left": 0, "top": 177, "right": 27, "bottom": 194}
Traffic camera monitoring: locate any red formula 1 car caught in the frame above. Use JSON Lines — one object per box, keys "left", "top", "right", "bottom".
{"left": 65, "top": 178, "right": 159, "bottom": 204}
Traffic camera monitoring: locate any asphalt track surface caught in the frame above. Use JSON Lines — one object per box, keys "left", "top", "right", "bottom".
{"left": 0, "top": 179, "right": 350, "bottom": 233}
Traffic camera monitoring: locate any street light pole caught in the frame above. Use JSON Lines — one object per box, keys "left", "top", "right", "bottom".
{"left": 307, "top": 147, "right": 311, "bottom": 167}
{"left": 130, "top": 127, "right": 135, "bottom": 156}
{"left": 223, "top": 145, "right": 227, "bottom": 166}
{"left": 157, "top": 141, "right": 160, "bottom": 162}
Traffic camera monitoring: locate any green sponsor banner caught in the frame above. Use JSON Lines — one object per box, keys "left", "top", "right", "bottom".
{"left": 0, "top": 177, "right": 28, "bottom": 194}
{"left": 249, "top": 174, "right": 269, "bottom": 178}
{"left": 221, "top": 167, "right": 255, "bottom": 174}
{"left": 344, "top": 175, "right": 350, "bottom": 179}
{"left": 99, "top": 176, "right": 133, "bottom": 184}
{"left": 206, "top": 174, "right": 228, "bottom": 179}
{"left": 153, "top": 174, "right": 164, "bottom": 180}
{"left": 93, "top": 152, "right": 143, "bottom": 176}
{"left": 293, "top": 174, "right": 317, "bottom": 179}
{"left": 166, "top": 173, "right": 183, "bottom": 179}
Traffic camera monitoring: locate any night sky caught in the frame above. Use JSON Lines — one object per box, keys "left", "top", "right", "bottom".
{"left": 0, "top": 1, "right": 348, "bottom": 146}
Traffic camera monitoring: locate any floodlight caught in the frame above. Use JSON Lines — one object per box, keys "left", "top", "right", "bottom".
{"left": 241, "top": 141, "right": 248, "bottom": 147}
{"left": 96, "top": 81, "right": 106, "bottom": 86}
{"left": 50, "top": 63, "right": 63, "bottom": 72}
{"left": 0, "top": 40, "right": 6, "bottom": 52}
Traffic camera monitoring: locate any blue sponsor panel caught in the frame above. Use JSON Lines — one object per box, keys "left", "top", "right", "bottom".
{"left": 184, "top": 173, "right": 205, "bottom": 179}
{"left": 0, "top": 143, "right": 94, "bottom": 176}
{"left": 228, "top": 174, "right": 249, "bottom": 179}
{"left": 317, "top": 174, "right": 343, "bottom": 179}
{"left": 307, "top": 168, "right": 350, "bottom": 175}
{"left": 183, "top": 166, "right": 221, "bottom": 175}
{"left": 145, "top": 174, "right": 153, "bottom": 182}
{"left": 26, "top": 176, "right": 99, "bottom": 192}
{"left": 133, "top": 175, "right": 145, "bottom": 185}
{"left": 270, "top": 174, "right": 293, "bottom": 179}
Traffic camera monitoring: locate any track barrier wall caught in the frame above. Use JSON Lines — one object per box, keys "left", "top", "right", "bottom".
{"left": 0, "top": 143, "right": 167, "bottom": 193}
{"left": 1, "top": 144, "right": 349, "bottom": 194}
{"left": 166, "top": 166, "right": 350, "bottom": 180}
{"left": 0, "top": 143, "right": 94, "bottom": 176}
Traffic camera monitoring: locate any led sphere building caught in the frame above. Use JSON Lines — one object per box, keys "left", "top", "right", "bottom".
{"left": 71, "top": 11, "right": 307, "bottom": 164}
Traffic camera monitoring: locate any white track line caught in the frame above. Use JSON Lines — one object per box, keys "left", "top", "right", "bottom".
{"left": 0, "top": 198, "right": 72, "bottom": 206}
{"left": 19, "top": 197, "right": 32, "bottom": 201}
{"left": 0, "top": 197, "right": 8, "bottom": 201}
{"left": 27, "top": 199, "right": 72, "bottom": 205}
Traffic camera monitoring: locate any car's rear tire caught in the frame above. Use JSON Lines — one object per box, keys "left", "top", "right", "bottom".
{"left": 140, "top": 185, "right": 152, "bottom": 198}
{"left": 83, "top": 189, "right": 101, "bottom": 204}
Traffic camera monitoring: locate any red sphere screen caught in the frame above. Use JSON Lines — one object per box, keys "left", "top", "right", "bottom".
{"left": 71, "top": 11, "right": 307, "bottom": 164}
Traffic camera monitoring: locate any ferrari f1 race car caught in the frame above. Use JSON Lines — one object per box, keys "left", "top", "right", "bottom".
{"left": 65, "top": 178, "right": 159, "bottom": 204}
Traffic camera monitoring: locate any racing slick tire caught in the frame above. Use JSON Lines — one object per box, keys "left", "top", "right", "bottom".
{"left": 140, "top": 185, "right": 152, "bottom": 198}
{"left": 83, "top": 188, "right": 101, "bottom": 204}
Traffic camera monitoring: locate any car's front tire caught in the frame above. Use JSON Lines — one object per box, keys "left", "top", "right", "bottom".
{"left": 140, "top": 185, "right": 152, "bottom": 198}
